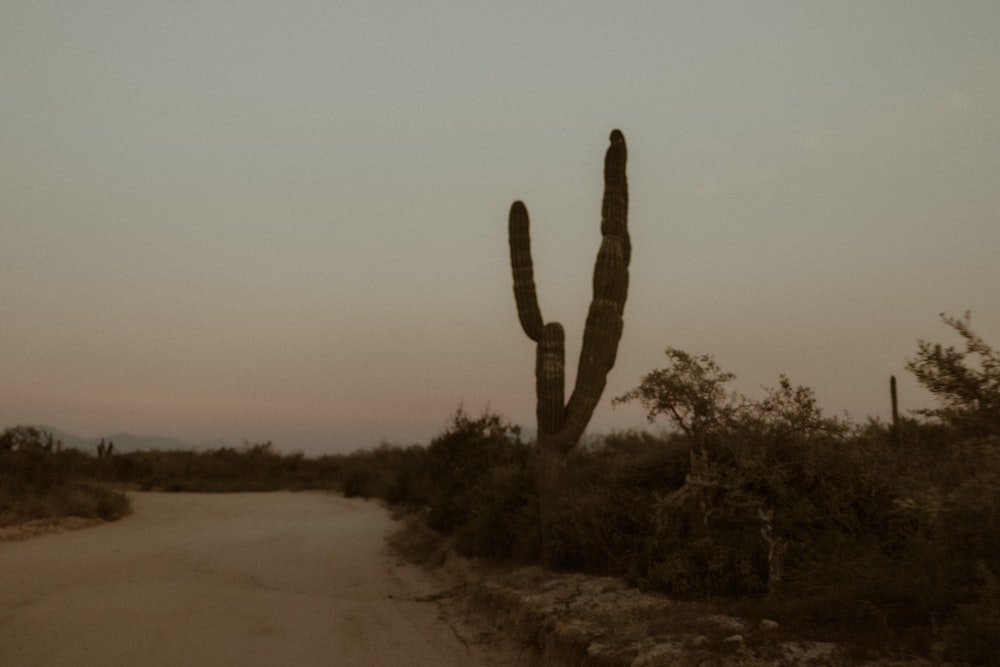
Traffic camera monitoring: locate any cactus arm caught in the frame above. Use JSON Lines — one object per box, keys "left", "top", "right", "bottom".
{"left": 557, "top": 130, "right": 630, "bottom": 447}
{"left": 561, "top": 241, "right": 627, "bottom": 446}
{"left": 509, "top": 201, "right": 545, "bottom": 342}
{"left": 601, "top": 129, "right": 630, "bottom": 268}
{"left": 536, "top": 323, "right": 566, "bottom": 436}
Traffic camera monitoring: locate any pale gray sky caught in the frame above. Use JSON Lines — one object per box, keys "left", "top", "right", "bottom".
{"left": 3, "top": 2, "right": 998, "bottom": 453}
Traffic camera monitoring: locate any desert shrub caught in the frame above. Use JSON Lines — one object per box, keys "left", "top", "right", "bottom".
{"left": 347, "top": 328, "right": 1000, "bottom": 659}
{"left": 0, "top": 426, "right": 131, "bottom": 525}
{"left": 417, "top": 408, "right": 527, "bottom": 536}
{"left": 339, "top": 444, "right": 424, "bottom": 501}
{"left": 612, "top": 354, "right": 877, "bottom": 598}
{"left": 340, "top": 462, "right": 376, "bottom": 498}
{"left": 907, "top": 311, "right": 1000, "bottom": 436}
{"left": 2, "top": 446, "right": 59, "bottom": 493}
{"left": 942, "top": 560, "right": 1000, "bottom": 665}
{"left": 370, "top": 446, "right": 422, "bottom": 504}
{"left": 96, "top": 443, "right": 340, "bottom": 492}
{"left": 883, "top": 434, "right": 1000, "bottom": 657}
{"left": 609, "top": 344, "right": 998, "bottom": 649}
{"left": 48, "top": 482, "right": 131, "bottom": 521}
{"left": 369, "top": 322, "right": 1000, "bottom": 656}
{"left": 645, "top": 532, "right": 767, "bottom": 598}
{"left": 320, "top": 348, "right": 999, "bottom": 658}
{"left": 53, "top": 447, "right": 96, "bottom": 480}
{"left": 541, "top": 431, "right": 690, "bottom": 576}
{"left": 333, "top": 408, "right": 537, "bottom": 560}
{"left": 454, "top": 461, "right": 539, "bottom": 560}
{"left": 0, "top": 425, "right": 58, "bottom": 452}
{"left": 0, "top": 426, "right": 62, "bottom": 493}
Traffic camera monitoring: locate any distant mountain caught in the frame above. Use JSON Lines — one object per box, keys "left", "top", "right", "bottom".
{"left": 37, "top": 426, "right": 230, "bottom": 454}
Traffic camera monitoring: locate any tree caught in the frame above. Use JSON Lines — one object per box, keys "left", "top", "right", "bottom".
{"left": 613, "top": 348, "right": 737, "bottom": 445}
{"left": 907, "top": 311, "right": 1000, "bottom": 436}
{"left": 0, "top": 425, "right": 54, "bottom": 452}
{"left": 614, "top": 348, "right": 848, "bottom": 594}
{"left": 614, "top": 347, "right": 843, "bottom": 444}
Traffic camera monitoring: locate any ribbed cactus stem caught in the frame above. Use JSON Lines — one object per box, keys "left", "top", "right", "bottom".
{"left": 508, "top": 129, "right": 631, "bottom": 561}
{"left": 601, "top": 129, "right": 630, "bottom": 266}
{"left": 536, "top": 323, "right": 565, "bottom": 435}
{"left": 508, "top": 129, "right": 630, "bottom": 451}
{"left": 890, "top": 375, "right": 900, "bottom": 442}
{"left": 509, "top": 201, "right": 544, "bottom": 342}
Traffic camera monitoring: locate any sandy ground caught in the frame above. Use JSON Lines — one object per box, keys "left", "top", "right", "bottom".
{"left": 0, "top": 492, "right": 519, "bottom": 667}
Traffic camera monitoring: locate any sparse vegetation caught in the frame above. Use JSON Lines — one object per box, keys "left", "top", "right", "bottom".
{"left": 338, "top": 408, "right": 539, "bottom": 561}
{"left": 97, "top": 441, "right": 342, "bottom": 492}
{"left": 0, "top": 426, "right": 130, "bottom": 526}
{"left": 908, "top": 311, "right": 1000, "bottom": 437}
{"left": 6, "top": 311, "right": 998, "bottom": 661}
{"left": 0, "top": 430, "right": 345, "bottom": 528}
{"left": 339, "top": 313, "right": 1000, "bottom": 662}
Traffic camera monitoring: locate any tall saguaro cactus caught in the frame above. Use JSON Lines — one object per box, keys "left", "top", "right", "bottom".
{"left": 508, "top": 130, "right": 630, "bottom": 556}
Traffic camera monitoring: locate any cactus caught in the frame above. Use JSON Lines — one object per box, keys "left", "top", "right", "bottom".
{"left": 508, "top": 130, "right": 630, "bottom": 555}
{"left": 890, "top": 375, "right": 900, "bottom": 442}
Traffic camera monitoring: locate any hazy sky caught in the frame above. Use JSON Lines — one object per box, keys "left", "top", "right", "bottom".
{"left": 3, "top": 2, "right": 998, "bottom": 454}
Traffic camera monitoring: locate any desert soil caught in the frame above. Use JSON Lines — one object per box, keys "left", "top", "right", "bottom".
{"left": 0, "top": 492, "right": 520, "bottom": 667}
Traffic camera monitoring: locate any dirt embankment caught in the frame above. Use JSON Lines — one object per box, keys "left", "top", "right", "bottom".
{"left": 414, "top": 540, "right": 934, "bottom": 667}
{"left": 437, "top": 560, "right": 845, "bottom": 667}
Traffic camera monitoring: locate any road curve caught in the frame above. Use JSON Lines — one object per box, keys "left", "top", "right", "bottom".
{"left": 0, "top": 492, "right": 506, "bottom": 666}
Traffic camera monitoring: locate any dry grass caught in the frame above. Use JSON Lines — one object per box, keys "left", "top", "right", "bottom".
{"left": 0, "top": 481, "right": 131, "bottom": 528}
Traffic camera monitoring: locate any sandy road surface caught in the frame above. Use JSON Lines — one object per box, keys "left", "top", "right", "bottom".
{"left": 0, "top": 492, "right": 513, "bottom": 667}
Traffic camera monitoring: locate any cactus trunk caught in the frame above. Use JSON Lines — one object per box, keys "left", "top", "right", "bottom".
{"left": 508, "top": 130, "right": 630, "bottom": 561}
{"left": 890, "top": 375, "right": 900, "bottom": 443}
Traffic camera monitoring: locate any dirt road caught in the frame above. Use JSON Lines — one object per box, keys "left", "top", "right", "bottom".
{"left": 0, "top": 492, "right": 514, "bottom": 666}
